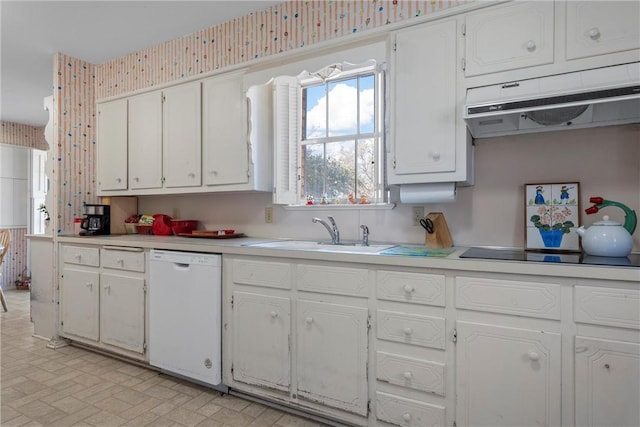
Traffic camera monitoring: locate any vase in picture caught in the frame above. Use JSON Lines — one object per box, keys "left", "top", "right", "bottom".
{"left": 538, "top": 228, "right": 564, "bottom": 248}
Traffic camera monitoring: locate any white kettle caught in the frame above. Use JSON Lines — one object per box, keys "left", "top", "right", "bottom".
{"left": 577, "top": 197, "right": 637, "bottom": 257}
{"left": 576, "top": 215, "right": 634, "bottom": 257}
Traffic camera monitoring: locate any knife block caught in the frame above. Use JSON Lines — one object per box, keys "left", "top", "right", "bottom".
{"left": 424, "top": 212, "right": 454, "bottom": 249}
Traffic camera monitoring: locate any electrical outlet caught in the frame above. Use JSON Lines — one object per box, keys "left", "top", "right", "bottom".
{"left": 265, "top": 207, "right": 273, "bottom": 223}
{"left": 412, "top": 206, "right": 424, "bottom": 226}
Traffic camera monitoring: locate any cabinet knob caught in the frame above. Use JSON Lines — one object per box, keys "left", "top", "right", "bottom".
{"left": 133, "top": 176, "right": 140, "bottom": 182}
{"left": 430, "top": 151, "right": 441, "bottom": 161}
{"left": 210, "top": 171, "right": 218, "bottom": 176}
{"left": 403, "top": 371, "right": 413, "bottom": 380}
{"left": 117, "top": 258, "right": 124, "bottom": 265}
{"left": 402, "top": 413, "right": 412, "bottom": 422}
{"left": 403, "top": 327, "right": 413, "bottom": 335}
{"left": 85, "top": 282, "right": 93, "bottom": 289}
{"left": 526, "top": 40, "right": 536, "bottom": 51}
{"left": 188, "top": 172, "right": 196, "bottom": 178}
{"left": 116, "top": 177, "right": 121, "bottom": 183}
{"left": 403, "top": 285, "right": 414, "bottom": 293}
{"left": 528, "top": 351, "right": 540, "bottom": 361}
{"left": 588, "top": 27, "right": 601, "bottom": 40}
{"left": 104, "top": 285, "right": 111, "bottom": 293}
{"left": 270, "top": 311, "right": 278, "bottom": 318}
{"left": 305, "top": 316, "right": 314, "bottom": 324}
{"left": 75, "top": 254, "right": 82, "bottom": 260}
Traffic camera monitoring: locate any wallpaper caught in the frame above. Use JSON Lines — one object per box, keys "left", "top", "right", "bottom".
{"left": 0, "top": 121, "right": 47, "bottom": 150}
{"left": 53, "top": 54, "right": 99, "bottom": 235}
{"left": 0, "top": 121, "right": 46, "bottom": 288}
{"left": 96, "top": 0, "right": 464, "bottom": 98}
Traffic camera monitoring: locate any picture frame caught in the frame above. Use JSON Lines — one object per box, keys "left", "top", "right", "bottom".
{"left": 525, "top": 182, "right": 581, "bottom": 252}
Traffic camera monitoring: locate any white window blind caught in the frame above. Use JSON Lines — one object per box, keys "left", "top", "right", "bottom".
{"left": 272, "top": 76, "right": 300, "bottom": 205}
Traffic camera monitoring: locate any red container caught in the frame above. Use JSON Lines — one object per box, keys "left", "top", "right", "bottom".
{"left": 136, "top": 225, "right": 153, "bottom": 235}
{"left": 152, "top": 214, "right": 173, "bottom": 236}
{"left": 170, "top": 220, "right": 199, "bottom": 235}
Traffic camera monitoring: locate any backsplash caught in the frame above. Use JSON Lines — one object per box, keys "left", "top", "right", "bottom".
{"left": 138, "top": 125, "right": 639, "bottom": 250}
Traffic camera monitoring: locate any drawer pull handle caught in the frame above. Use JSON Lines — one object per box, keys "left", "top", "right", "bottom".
{"left": 403, "top": 371, "right": 413, "bottom": 380}
{"left": 402, "top": 413, "right": 412, "bottom": 422}
{"left": 85, "top": 282, "right": 93, "bottom": 289}
{"left": 528, "top": 351, "right": 540, "bottom": 361}
{"left": 104, "top": 285, "right": 111, "bottom": 294}
{"left": 526, "top": 40, "right": 536, "bottom": 51}
{"left": 588, "top": 27, "right": 601, "bottom": 40}
{"left": 117, "top": 258, "right": 124, "bottom": 265}
{"left": 403, "top": 285, "right": 414, "bottom": 293}
{"left": 75, "top": 254, "right": 82, "bottom": 260}
{"left": 305, "top": 317, "right": 314, "bottom": 324}
{"left": 270, "top": 311, "right": 278, "bottom": 319}
{"left": 403, "top": 327, "right": 413, "bottom": 335}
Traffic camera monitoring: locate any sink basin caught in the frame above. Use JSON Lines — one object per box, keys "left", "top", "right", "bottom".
{"left": 244, "top": 240, "right": 396, "bottom": 254}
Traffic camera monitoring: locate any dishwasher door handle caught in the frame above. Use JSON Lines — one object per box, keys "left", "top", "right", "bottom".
{"left": 173, "top": 262, "right": 191, "bottom": 270}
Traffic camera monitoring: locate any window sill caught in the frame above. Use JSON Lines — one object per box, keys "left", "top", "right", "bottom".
{"left": 282, "top": 203, "right": 396, "bottom": 211}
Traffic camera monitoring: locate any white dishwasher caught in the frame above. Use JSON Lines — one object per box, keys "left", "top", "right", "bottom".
{"left": 149, "top": 250, "right": 223, "bottom": 388}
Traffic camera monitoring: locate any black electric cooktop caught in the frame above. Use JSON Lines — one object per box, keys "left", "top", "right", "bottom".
{"left": 460, "top": 247, "right": 640, "bottom": 268}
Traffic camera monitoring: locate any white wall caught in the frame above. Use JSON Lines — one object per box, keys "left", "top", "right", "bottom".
{"left": 139, "top": 124, "right": 640, "bottom": 250}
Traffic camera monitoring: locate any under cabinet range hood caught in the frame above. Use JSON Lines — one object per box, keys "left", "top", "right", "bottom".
{"left": 464, "top": 63, "right": 640, "bottom": 138}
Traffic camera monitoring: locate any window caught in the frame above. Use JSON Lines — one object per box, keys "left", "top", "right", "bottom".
{"left": 265, "top": 61, "right": 385, "bottom": 205}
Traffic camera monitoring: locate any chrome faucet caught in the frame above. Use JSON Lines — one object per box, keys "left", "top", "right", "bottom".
{"left": 360, "top": 225, "right": 369, "bottom": 246}
{"left": 312, "top": 216, "right": 340, "bottom": 244}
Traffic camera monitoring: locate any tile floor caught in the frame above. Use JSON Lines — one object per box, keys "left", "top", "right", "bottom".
{"left": 1, "top": 290, "right": 328, "bottom": 427}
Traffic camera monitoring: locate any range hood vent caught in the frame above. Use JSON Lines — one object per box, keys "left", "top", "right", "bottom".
{"left": 464, "top": 63, "right": 640, "bottom": 138}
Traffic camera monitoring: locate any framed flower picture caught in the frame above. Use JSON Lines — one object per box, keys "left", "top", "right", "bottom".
{"left": 525, "top": 182, "right": 581, "bottom": 252}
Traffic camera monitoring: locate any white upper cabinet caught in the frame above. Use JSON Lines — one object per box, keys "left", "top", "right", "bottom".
{"left": 390, "top": 19, "right": 470, "bottom": 185}
{"left": 464, "top": 1, "right": 554, "bottom": 77}
{"left": 128, "top": 91, "right": 163, "bottom": 190}
{"left": 162, "top": 81, "right": 202, "bottom": 188}
{"left": 565, "top": 1, "right": 640, "bottom": 60}
{"left": 203, "top": 71, "right": 248, "bottom": 186}
{"left": 97, "top": 99, "right": 128, "bottom": 191}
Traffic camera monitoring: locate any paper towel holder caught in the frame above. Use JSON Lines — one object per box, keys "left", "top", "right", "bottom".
{"left": 424, "top": 212, "right": 454, "bottom": 249}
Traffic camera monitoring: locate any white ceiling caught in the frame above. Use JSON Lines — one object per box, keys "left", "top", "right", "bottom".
{"left": 0, "top": 0, "right": 282, "bottom": 127}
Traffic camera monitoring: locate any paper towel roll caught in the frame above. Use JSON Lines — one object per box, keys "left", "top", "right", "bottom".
{"left": 399, "top": 182, "right": 456, "bottom": 204}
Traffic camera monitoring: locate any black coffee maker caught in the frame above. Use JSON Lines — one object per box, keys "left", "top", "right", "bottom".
{"left": 79, "top": 204, "right": 110, "bottom": 236}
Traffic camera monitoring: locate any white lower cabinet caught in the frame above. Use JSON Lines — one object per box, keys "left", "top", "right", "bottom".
{"left": 574, "top": 284, "right": 640, "bottom": 427}
{"left": 455, "top": 321, "right": 561, "bottom": 427}
{"left": 296, "top": 300, "right": 368, "bottom": 416}
{"left": 61, "top": 266, "right": 100, "bottom": 341}
{"left": 223, "top": 254, "right": 639, "bottom": 426}
{"left": 232, "top": 291, "right": 291, "bottom": 391}
{"left": 574, "top": 337, "right": 640, "bottom": 427}
{"left": 59, "top": 245, "right": 147, "bottom": 360}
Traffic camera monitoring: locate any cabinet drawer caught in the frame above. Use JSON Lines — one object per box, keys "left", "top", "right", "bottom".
{"left": 62, "top": 245, "right": 99, "bottom": 267}
{"left": 232, "top": 259, "right": 292, "bottom": 289}
{"left": 377, "top": 351, "right": 445, "bottom": 396}
{"left": 376, "top": 391, "right": 445, "bottom": 427}
{"left": 574, "top": 286, "right": 640, "bottom": 329}
{"left": 456, "top": 276, "right": 561, "bottom": 320}
{"left": 377, "top": 310, "right": 446, "bottom": 350}
{"left": 377, "top": 270, "right": 445, "bottom": 307}
{"left": 297, "top": 264, "right": 369, "bottom": 297}
{"left": 100, "top": 247, "right": 145, "bottom": 272}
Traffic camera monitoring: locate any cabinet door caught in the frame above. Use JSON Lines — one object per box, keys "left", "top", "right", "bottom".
{"left": 575, "top": 337, "right": 640, "bottom": 427}
{"left": 129, "top": 91, "right": 163, "bottom": 189}
{"left": 456, "top": 321, "right": 561, "bottom": 427}
{"left": 566, "top": 1, "right": 640, "bottom": 60}
{"left": 203, "top": 72, "right": 248, "bottom": 186}
{"left": 163, "top": 81, "right": 202, "bottom": 188}
{"left": 60, "top": 267, "right": 100, "bottom": 341}
{"left": 390, "top": 20, "right": 457, "bottom": 182}
{"left": 100, "top": 272, "right": 145, "bottom": 353}
{"left": 464, "top": 2, "right": 554, "bottom": 77}
{"left": 97, "top": 99, "right": 128, "bottom": 191}
{"left": 297, "top": 300, "right": 368, "bottom": 416}
{"left": 232, "top": 292, "right": 291, "bottom": 391}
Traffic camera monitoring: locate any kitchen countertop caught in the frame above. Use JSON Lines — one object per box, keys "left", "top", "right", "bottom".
{"left": 55, "top": 234, "right": 640, "bottom": 283}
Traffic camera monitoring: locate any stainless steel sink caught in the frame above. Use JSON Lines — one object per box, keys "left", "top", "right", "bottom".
{"left": 244, "top": 240, "right": 396, "bottom": 254}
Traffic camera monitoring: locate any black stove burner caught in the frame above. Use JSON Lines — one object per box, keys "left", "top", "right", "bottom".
{"left": 460, "top": 247, "right": 640, "bottom": 268}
